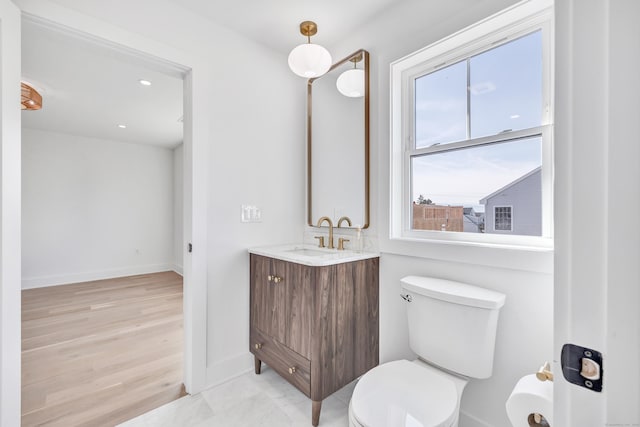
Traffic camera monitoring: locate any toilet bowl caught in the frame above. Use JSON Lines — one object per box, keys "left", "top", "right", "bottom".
{"left": 348, "top": 276, "right": 506, "bottom": 427}
{"left": 348, "top": 360, "right": 467, "bottom": 427}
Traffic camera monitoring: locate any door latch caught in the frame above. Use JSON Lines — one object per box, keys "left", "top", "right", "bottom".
{"left": 561, "top": 343, "right": 603, "bottom": 392}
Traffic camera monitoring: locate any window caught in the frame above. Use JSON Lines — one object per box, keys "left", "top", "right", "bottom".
{"left": 391, "top": 1, "right": 553, "bottom": 247}
{"left": 494, "top": 206, "right": 513, "bottom": 231}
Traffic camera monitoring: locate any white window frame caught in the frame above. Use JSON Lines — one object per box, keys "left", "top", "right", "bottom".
{"left": 390, "top": 0, "right": 554, "bottom": 250}
{"left": 494, "top": 205, "right": 514, "bottom": 232}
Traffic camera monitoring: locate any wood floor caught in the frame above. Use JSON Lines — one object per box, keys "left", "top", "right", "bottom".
{"left": 22, "top": 271, "right": 186, "bottom": 427}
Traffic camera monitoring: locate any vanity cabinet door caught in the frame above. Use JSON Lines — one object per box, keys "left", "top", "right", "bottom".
{"left": 284, "top": 262, "right": 312, "bottom": 359}
{"left": 250, "top": 255, "right": 311, "bottom": 357}
{"left": 251, "top": 255, "right": 286, "bottom": 343}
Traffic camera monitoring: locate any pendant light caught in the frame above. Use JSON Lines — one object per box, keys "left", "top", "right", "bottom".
{"left": 288, "top": 21, "right": 332, "bottom": 78}
{"left": 336, "top": 53, "right": 364, "bottom": 98}
{"left": 21, "top": 82, "right": 42, "bottom": 110}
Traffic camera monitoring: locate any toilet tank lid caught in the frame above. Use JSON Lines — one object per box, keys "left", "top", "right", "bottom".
{"left": 401, "top": 276, "right": 506, "bottom": 309}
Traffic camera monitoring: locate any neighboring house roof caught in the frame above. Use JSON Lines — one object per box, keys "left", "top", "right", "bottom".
{"left": 479, "top": 166, "right": 542, "bottom": 204}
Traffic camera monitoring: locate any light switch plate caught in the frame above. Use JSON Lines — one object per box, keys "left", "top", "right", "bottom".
{"left": 241, "top": 205, "right": 262, "bottom": 223}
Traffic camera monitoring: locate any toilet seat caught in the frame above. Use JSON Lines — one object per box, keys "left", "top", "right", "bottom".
{"left": 350, "top": 360, "right": 459, "bottom": 427}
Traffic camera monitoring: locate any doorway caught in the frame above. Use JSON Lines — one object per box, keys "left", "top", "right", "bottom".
{"left": 19, "top": 13, "right": 205, "bottom": 425}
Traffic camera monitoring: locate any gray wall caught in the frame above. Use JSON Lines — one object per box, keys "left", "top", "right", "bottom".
{"left": 484, "top": 168, "right": 542, "bottom": 236}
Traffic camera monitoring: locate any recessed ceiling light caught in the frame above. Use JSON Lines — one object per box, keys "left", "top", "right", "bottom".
{"left": 138, "top": 79, "right": 152, "bottom": 86}
{"left": 118, "top": 124, "right": 127, "bottom": 129}
{"left": 510, "top": 114, "right": 520, "bottom": 119}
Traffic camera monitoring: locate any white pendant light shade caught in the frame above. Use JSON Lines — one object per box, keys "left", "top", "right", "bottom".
{"left": 289, "top": 21, "right": 332, "bottom": 78}
{"left": 288, "top": 43, "right": 332, "bottom": 78}
{"left": 336, "top": 68, "right": 365, "bottom": 97}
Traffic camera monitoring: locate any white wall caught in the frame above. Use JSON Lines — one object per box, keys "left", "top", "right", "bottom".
{"left": 330, "top": 1, "right": 554, "bottom": 426}
{"left": 173, "top": 143, "right": 183, "bottom": 274}
{"left": 204, "top": 48, "right": 305, "bottom": 383}
{"left": 22, "top": 128, "right": 175, "bottom": 288}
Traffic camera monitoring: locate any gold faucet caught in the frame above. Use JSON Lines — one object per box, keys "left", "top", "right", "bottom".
{"left": 317, "top": 216, "right": 335, "bottom": 249}
{"left": 337, "top": 216, "right": 352, "bottom": 228}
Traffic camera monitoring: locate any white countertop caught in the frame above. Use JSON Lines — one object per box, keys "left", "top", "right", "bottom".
{"left": 248, "top": 243, "right": 379, "bottom": 266}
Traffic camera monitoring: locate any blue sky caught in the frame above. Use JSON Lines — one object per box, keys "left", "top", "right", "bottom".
{"left": 412, "top": 31, "right": 542, "bottom": 212}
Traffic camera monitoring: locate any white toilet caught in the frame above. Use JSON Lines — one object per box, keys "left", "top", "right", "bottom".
{"left": 349, "top": 275, "right": 506, "bottom": 427}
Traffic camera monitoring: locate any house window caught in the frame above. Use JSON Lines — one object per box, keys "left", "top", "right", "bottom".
{"left": 494, "top": 206, "right": 512, "bottom": 231}
{"left": 391, "top": 1, "right": 553, "bottom": 246}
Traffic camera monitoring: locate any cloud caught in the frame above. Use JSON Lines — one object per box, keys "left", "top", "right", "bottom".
{"left": 469, "top": 81, "right": 496, "bottom": 95}
{"left": 411, "top": 139, "right": 541, "bottom": 206}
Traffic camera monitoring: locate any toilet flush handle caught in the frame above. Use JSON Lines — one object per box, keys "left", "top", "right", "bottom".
{"left": 400, "top": 294, "right": 412, "bottom": 302}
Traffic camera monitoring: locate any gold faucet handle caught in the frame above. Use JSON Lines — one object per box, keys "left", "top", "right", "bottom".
{"left": 337, "top": 238, "right": 350, "bottom": 251}
{"left": 314, "top": 236, "right": 325, "bottom": 248}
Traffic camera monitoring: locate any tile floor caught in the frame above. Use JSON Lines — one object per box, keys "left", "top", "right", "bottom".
{"left": 118, "top": 366, "right": 357, "bottom": 426}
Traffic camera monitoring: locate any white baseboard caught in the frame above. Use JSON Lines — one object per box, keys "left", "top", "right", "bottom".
{"left": 22, "top": 263, "right": 175, "bottom": 289}
{"left": 205, "top": 352, "right": 254, "bottom": 389}
{"left": 459, "top": 411, "right": 495, "bottom": 427}
{"left": 173, "top": 264, "right": 184, "bottom": 276}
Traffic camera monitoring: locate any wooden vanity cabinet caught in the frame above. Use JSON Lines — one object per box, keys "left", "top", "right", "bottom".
{"left": 249, "top": 254, "right": 379, "bottom": 426}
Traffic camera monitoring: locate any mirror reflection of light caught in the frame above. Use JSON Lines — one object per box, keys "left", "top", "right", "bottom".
{"left": 336, "top": 68, "right": 364, "bottom": 98}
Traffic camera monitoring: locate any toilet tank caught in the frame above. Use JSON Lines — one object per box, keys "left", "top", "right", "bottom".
{"left": 401, "top": 276, "right": 506, "bottom": 379}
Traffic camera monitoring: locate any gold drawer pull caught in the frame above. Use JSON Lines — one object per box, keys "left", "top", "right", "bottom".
{"left": 273, "top": 276, "right": 283, "bottom": 283}
{"left": 267, "top": 275, "right": 274, "bottom": 282}
{"left": 288, "top": 366, "right": 296, "bottom": 375}
{"left": 254, "top": 343, "right": 263, "bottom": 350}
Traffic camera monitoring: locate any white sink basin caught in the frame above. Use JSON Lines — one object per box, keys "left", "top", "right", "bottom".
{"left": 285, "top": 248, "right": 327, "bottom": 257}
{"left": 249, "top": 244, "right": 378, "bottom": 266}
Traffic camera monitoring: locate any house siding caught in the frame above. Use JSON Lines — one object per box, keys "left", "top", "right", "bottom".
{"left": 483, "top": 168, "right": 542, "bottom": 236}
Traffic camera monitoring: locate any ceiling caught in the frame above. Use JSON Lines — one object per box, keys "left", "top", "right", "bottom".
{"left": 20, "top": 0, "right": 420, "bottom": 147}
{"left": 173, "top": 0, "right": 404, "bottom": 54}
{"left": 21, "top": 19, "right": 184, "bottom": 149}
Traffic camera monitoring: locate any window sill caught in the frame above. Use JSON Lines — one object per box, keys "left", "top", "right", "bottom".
{"left": 380, "top": 234, "right": 553, "bottom": 274}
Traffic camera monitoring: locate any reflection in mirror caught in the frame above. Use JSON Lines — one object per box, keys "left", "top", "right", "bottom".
{"left": 308, "top": 49, "right": 369, "bottom": 229}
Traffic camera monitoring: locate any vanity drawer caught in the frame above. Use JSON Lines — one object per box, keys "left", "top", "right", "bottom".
{"left": 250, "top": 328, "right": 311, "bottom": 396}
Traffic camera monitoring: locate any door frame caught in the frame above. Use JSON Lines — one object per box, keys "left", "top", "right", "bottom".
{"left": 554, "top": 0, "right": 640, "bottom": 425}
{"left": 17, "top": 6, "right": 209, "bottom": 394}
{"left": 0, "top": 0, "right": 22, "bottom": 425}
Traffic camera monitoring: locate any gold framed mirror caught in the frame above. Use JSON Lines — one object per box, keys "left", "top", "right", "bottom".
{"left": 307, "top": 49, "right": 370, "bottom": 229}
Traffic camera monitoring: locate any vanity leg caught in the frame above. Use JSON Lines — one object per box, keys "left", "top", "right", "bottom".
{"left": 254, "top": 356, "right": 262, "bottom": 374}
{"left": 312, "top": 400, "right": 322, "bottom": 426}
